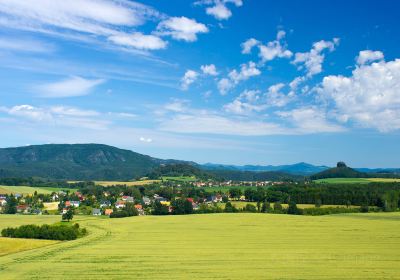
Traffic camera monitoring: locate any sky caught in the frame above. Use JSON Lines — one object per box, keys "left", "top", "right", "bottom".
{"left": 0, "top": 0, "right": 399, "bottom": 167}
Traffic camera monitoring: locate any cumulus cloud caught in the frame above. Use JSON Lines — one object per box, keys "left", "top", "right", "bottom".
{"left": 108, "top": 32, "right": 167, "bottom": 50}
{"left": 201, "top": 64, "right": 218, "bottom": 76}
{"left": 156, "top": 16, "right": 208, "bottom": 42}
{"left": 293, "top": 38, "right": 339, "bottom": 77}
{"left": 356, "top": 50, "right": 384, "bottom": 65}
{"left": 217, "top": 61, "right": 260, "bottom": 94}
{"left": 223, "top": 90, "right": 264, "bottom": 115}
{"left": 241, "top": 38, "right": 259, "bottom": 54}
{"left": 228, "top": 61, "right": 261, "bottom": 83}
{"left": 197, "top": 0, "right": 243, "bottom": 21}
{"left": 241, "top": 31, "right": 292, "bottom": 63}
{"left": 320, "top": 57, "right": 400, "bottom": 132}
{"left": 180, "top": 70, "right": 199, "bottom": 90}
{"left": 35, "top": 76, "right": 105, "bottom": 98}
{"left": 217, "top": 78, "right": 234, "bottom": 95}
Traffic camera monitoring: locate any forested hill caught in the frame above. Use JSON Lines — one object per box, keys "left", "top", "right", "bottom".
{"left": 310, "top": 162, "right": 368, "bottom": 180}
{"left": 0, "top": 144, "right": 305, "bottom": 181}
{"left": 0, "top": 144, "right": 185, "bottom": 180}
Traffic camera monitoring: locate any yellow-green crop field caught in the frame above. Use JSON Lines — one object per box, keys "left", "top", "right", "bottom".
{"left": 0, "top": 185, "right": 53, "bottom": 195}
{"left": 1, "top": 213, "right": 400, "bottom": 279}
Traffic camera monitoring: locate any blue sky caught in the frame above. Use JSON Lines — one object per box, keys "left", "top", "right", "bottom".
{"left": 0, "top": 0, "right": 399, "bottom": 167}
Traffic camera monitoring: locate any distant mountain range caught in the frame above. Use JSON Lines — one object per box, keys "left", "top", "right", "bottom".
{"left": 201, "top": 162, "right": 330, "bottom": 175}
{"left": 0, "top": 144, "right": 398, "bottom": 181}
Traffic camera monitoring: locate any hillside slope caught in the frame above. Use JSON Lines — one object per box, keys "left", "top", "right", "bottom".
{"left": 0, "top": 144, "right": 169, "bottom": 180}
{"left": 310, "top": 162, "right": 368, "bottom": 180}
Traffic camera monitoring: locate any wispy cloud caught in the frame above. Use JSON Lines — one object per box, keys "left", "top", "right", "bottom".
{"left": 35, "top": 76, "right": 105, "bottom": 98}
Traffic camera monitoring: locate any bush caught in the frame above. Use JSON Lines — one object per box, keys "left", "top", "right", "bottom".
{"left": 244, "top": 204, "right": 257, "bottom": 213}
{"left": 1, "top": 223, "right": 86, "bottom": 240}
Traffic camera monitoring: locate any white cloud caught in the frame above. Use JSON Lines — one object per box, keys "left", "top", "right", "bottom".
{"left": 223, "top": 90, "right": 264, "bottom": 115}
{"left": 180, "top": 70, "right": 199, "bottom": 90}
{"left": 356, "top": 50, "right": 384, "bottom": 65}
{"left": 139, "top": 136, "right": 153, "bottom": 143}
{"left": 36, "top": 76, "right": 105, "bottom": 98}
{"left": 266, "top": 83, "right": 293, "bottom": 107}
{"left": 1, "top": 104, "right": 108, "bottom": 130}
{"left": 320, "top": 57, "right": 400, "bottom": 132}
{"left": 108, "top": 32, "right": 167, "bottom": 50}
{"left": 242, "top": 31, "right": 292, "bottom": 63}
{"left": 0, "top": 0, "right": 162, "bottom": 51}
{"left": 198, "top": 0, "right": 243, "bottom": 21}
{"left": 156, "top": 16, "right": 208, "bottom": 42}
{"left": 206, "top": 3, "right": 232, "bottom": 20}
{"left": 277, "top": 107, "right": 345, "bottom": 133}
{"left": 201, "top": 64, "right": 218, "bottom": 76}
{"left": 0, "top": 37, "right": 55, "bottom": 53}
{"left": 293, "top": 38, "right": 339, "bottom": 77}
{"left": 164, "top": 99, "right": 190, "bottom": 112}
{"left": 217, "top": 61, "right": 260, "bottom": 94}
{"left": 217, "top": 78, "right": 234, "bottom": 95}
{"left": 228, "top": 61, "right": 261, "bottom": 83}
{"left": 241, "top": 38, "right": 259, "bottom": 54}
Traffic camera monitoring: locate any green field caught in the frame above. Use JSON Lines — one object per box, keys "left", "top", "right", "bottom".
{"left": 0, "top": 185, "right": 76, "bottom": 195}
{"left": 1, "top": 213, "right": 400, "bottom": 279}
{"left": 314, "top": 177, "right": 400, "bottom": 184}
{"left": 68, "top": 180, "right": 161, "bottom": 186}
{"left": 161, "top": 176, "right": 197, "bottom": 182}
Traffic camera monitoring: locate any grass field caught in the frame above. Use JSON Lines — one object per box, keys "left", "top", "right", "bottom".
{"left": 1, "top": 213, "right": 400, "bottom": 279}
{"left": 0, "top": 185, "right": 76, "bottom": 195}
{"left": 314, "top": 178, "right": 400, "bottom": 184}
{"left": 221, "top": 201, "right": 356, "bottom": 209}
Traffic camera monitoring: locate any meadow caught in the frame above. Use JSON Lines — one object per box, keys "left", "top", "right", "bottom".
{"left": 314, "top": 178, "right": 400, "bottom": 184}
{"left": 1, "top": 213, "right": 400, "bottom": 279}
{"left": 0, "top": 185, "right": 53, "bottom": 195}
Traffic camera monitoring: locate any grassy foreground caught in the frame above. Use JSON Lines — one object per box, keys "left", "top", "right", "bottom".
{"left": 1, "top": 213, "right": 400, "bottom": 279}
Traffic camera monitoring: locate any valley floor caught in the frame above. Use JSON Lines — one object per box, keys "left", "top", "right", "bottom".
{"left": 0, "top": 213, "right": 400, "bottom": 279}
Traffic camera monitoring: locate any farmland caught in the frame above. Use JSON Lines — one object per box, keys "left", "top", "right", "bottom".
{"left": 1, "top": 213, "right": 400, "bottom": 279}
{"left": 0, "top": 185, "right": 55, "bottom": 195}
{"left": 314, "top": 178, "right": 400, "bottom": 184}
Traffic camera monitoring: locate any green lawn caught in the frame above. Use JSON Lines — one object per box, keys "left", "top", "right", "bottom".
{"left": 314, "top": 177, "right": 400, "bottom": 184}
{"left": 1, "top": 213, "right": 400, "bottom": 279}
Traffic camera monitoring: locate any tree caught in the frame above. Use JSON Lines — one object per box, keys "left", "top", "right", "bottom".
{"left": 287, "top": 201, "right": 302, "bottom": 215}
{"left": 224, "top": 202, "right": 238, "bottom": 213}
{"left": 244, "top": 203, "right": 257, "bottom": 213}
{"left": 62, "top": 209, "right": 74, "bottom": 222}
{"left": 261, "top": 201, "right": 271, "bottom": 213}
{"left": 4, "top": 196, "right": 17, "bottom": 214}
{"left": 153, "top": 201, "right": 169, "bottom": 215}
{"left": 273, "top": 201, "right": 283, "bottom": 212}
{"left": 315, "top": 198, "right": 322, "bottom": 208}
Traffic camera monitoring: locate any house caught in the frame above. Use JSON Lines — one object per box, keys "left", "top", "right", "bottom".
{"left": 115, "top": 200, "right": 126, "bottom": 209}
{"left": 142, "top": 196, "right": 151, "bottom": 205}
{"left": 62, "top": 208, "right": 69, "bottom": 214}
{"left": 192, "top": 203, "right": 199, "bottom": 210}
{"left": 17, "top": 204, "right": 29, "bottom": 213}
{"left": 14, "top": 193, "right": 22, "bottom": 199}
{"left": 0, "top": 198, "right": 6, "bottom": 206}
{"left": 208, "top": 195, "right": 223, "bottom": 203}
{"left": 92, "top": 208, "right": 102, "bottom": 216}
{"left": 70, "top": 201, "right": 80, "bottom": 207}
{"left": 100, "top": 200, "right": 111, "bottom": 208}
{"left": 65, "top": 201, "right": 71, "bottom": 207}
{"left": 186, "top": 198, "right": 194, "bottom": 203}
{"left": 134, "top": 204, "right": 145, "bottom": 215}
{"left": 160, "top": 201, "right": 170, "bottom": 206}
{"left": 32, "top": 209, "right": 42, "bottom": 215}
{"left": 104, "top": 209, "right": 113, "bottom": 216}
{"left": 239, "top": 195, "right": 246, "bottom": 201}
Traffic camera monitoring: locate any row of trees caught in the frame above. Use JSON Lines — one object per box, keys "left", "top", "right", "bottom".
{"left": 1, "top": 223, "right": 86, "bottom": 240}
